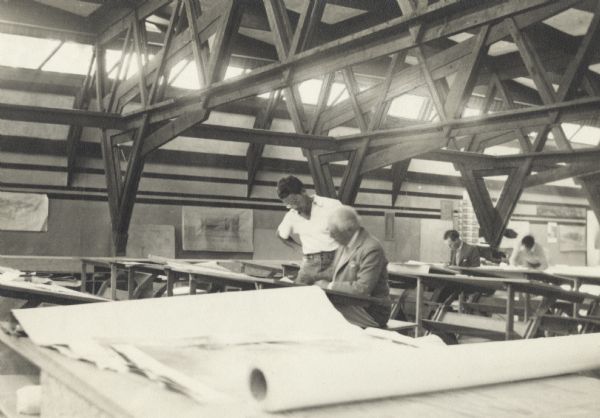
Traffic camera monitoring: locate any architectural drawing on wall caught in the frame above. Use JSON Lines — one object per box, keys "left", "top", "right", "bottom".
{"left": 536, "top": 205, "right": 586, "bottom": 219}
{"left": 0, "top": 191, "right": 48, "bottom": 232}
{"left": 126, "top": 224, "right": 176, "bottom": 258}
{"left": 182, "top": 207, "right": 253, "bottom": 252}
{"left": 559, "top": 224, "right": 586, "bottom": 252}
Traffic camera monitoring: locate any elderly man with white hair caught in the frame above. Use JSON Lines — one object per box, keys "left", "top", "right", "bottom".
{"left": 316, "top": 205, "right": 392, "bottom": 328}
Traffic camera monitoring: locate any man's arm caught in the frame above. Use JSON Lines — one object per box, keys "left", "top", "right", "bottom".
{"left": 330, "top": 247, "right": 384, "bottom": 296}
{"left": 509, "top": 245, "right": 520, "bottom": 266}
{"left": 469, "top": 245, "right": 481, "bottom": 267}
{"left": 276, "top": 213, "right": 302, "bottom": 251}
{"left": 537, "top": 246, "right": 549, "bottom": 270}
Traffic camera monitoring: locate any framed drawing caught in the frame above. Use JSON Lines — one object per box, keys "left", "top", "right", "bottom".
{"left": 126, "top": 224, "right": 176, "bottom": 258}
{"left": 182, "top": 207, "right": 254, "bottom": 252}
{"left": 559, "top": 224, "right": 586, "bottom": 252}
{"left": 0, "top": 191, "right": 48, "bottom": 232}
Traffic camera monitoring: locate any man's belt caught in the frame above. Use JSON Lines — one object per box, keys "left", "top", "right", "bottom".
{"left": 303, "top": 250, "right": 336, "bottom": 260}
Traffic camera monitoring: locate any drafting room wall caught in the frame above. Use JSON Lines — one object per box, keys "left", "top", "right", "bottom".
{"left": 0, "top": 89, "right": 591, "bottom": 265}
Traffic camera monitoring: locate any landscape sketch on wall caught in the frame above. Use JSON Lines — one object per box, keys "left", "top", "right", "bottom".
{"left": 0, "top": 191, "right": 48, "bottom": 232}
{"left": 182, "top": 207, "right": 253, "bottom": 252}
{"left": 559, "top": 224, "right": 586, "bottom": 252}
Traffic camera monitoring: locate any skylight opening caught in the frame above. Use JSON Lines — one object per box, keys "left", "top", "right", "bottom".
{"left": 387, "top": 94, "right": 425, "bottom": 119}
{"left": 42, "top": 42, "right": 93, "bottom": 74}
{"left": 298, "top": 79, "right": 323, "bottom": 105}
{"left": 462, "top": 108, "right": 481, "bottom": 117}
{"left": 570, "top": 125, "right": 600, "bottom": 146}
{"left": 328, "top": 83, "right": 349, "bottom": 106}
{"left": 169, "top": 60, "right": 200, "bottom": 89}
{"left": 488, "top": 40, "right": 518, "bottom": 56}
{"left": 543, "top": 8, "right": 593, "bottom": 36}
{"left": 0, "top": 33, "right": 61, "bottom": 69}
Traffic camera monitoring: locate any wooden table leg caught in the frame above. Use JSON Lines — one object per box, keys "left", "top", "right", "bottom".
{"left": 127, "top": 268, "right": 135, "bottom": 300}
{"left": 523, "top": 292, "right": 530, "bottom": 322}
{"left": 166, "top": 269, "right": 175, "bottom": 297}
{"left": 110, "top": 263, "right": 118, "bottom": 301}
{"left": 573, "top": 278, "right": 581, "bottom": 317}
{"left": 80, "top": 262, "right": 88, "bottom": 293}
{"left": 415, "top": 277, "right": 424, "bottom": 337}
{"left": 505, "top": 284, "right": 514, "bottom": 340}
{"left": 189, "top": 274, "right": 197, "bottom": 295}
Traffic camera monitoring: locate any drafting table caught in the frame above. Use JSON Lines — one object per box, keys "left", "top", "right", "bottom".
{"left": 0, "top": 279, "right": 106, "bottom": 309}
{"left": 0, "top": 331, "right": 599, "bottom": 418}
{"left": 452, "top": 266, "right": 575, "bottom": 287}
{"left": 80, "top": 258, "right": 183, "bottom": 300}
{"left": 172, "top": 262, "right": 385, "bottom": 309}
{"left": 385, "top": 269, "right": 600, "bottom": 340}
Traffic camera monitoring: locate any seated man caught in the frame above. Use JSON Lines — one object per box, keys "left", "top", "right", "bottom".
{"left": 317, "top": 205, "right": 392, "bottom": 328}
{"left": 444, "top": 229, "right": 480, "bottom": 267}
{"left": 509, "top": 235, "right": 548, "bottom": 270}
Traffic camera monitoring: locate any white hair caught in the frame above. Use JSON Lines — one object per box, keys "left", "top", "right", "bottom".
{"left": 328, "top": 205, "right": 361, "bottom": 232}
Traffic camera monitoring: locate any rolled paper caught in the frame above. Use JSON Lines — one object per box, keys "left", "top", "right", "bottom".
{"left": 249, "top": 333, "right": 600, "bottom": 412}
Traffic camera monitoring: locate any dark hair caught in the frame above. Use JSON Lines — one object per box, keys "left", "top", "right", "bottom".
{"left": 277, "top": 176, "right": 304, "bottom": 199}
{"left": 443, "top": 229, "right": 460, "bottom": 241}
{"left": 521, "top": 235, "right": 535, "bottom": 249}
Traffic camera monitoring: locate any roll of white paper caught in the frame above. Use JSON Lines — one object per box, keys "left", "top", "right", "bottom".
{"left": 249, "top": 333, "right": 600, "bottom": 412}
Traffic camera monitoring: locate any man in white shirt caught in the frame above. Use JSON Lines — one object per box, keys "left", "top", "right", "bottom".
{"left": 276, "top": 176, "right": 342, "bottom": 284}
{"left": 509, "top": 235, "right": 548, "bottom": 270}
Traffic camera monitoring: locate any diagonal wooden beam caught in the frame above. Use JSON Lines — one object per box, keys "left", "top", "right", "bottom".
{"left": 66, "top": 51, "right": 96, "bottom": 187}
{"left": 391, "top": 159, "right": 410, "bottom": 206}
{"left": 95, "top": 44, "right": 122, "bottom": 242}
{"left": 492, "top": 73, "right": 532, "bottom": 152}
{"left": 184, "top": 0, "right": 210, "bottom": 87}
{"left": 246, "top": 90, "right": 282, "bottom": 197}
{"left": 317, "top": 0, "right": 582, "bottom": 134}
{"left": 525, "top": 162, "right": 600, "bottom": 188}
{"left": 443, "top": 24, "right": 490, "bottom": 119}
{"left": 126, "top": 0, "right": 566, "bottom": 128}
{"left": 556, "top": 1, "right": 600, "bottom": 101}
{"left": 456, "top": 164, "right": 500, "bottom": 245}
{"left": 308, "top": 72, "right": 334, "bottom": 134}
{"left": 131, "top": 12, "right": 149, "bottom": 107}
{"left": 205, "top": 0, "right": 245, "bottom": 85}
{"left": 506, "top": 17, "right": 572, "bottom": 151}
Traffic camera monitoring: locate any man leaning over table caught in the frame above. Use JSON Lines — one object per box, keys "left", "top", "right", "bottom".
{"left": 315, "top": 205, "right": 392, "bottom": 328}
{"left": 509, "top": 235, "right": 548, "bottom": 270}
{"left": 276, "top": 175, "right": 342, "bottom": 285}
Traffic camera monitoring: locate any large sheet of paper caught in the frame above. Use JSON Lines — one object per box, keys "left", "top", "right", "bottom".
{"left": 0, "top": 191, "right": 48, "bottom": 232}
{"left": 248, "top": 333, "right": 600, "bottom": 412}
{"left": 13, "top": 286, "right": 362, "bottom": 346}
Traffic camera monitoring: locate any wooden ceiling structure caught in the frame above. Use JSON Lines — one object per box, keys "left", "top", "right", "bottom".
{"left": 1, "top": 0, "right": 600, "bottom": 255}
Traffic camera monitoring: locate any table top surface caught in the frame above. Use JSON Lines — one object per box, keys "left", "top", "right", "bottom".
{"left": 1, "top": 331, "right": 599, "bottom": 418}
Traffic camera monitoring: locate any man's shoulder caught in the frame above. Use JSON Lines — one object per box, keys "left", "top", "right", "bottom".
{"left": 313, "top": 194, "right": 342, "bottom": 208}
{"left": 357, "top": 229, "right": 385, "bottom": 252}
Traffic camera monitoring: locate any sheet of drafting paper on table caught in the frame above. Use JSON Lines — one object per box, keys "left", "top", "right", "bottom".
{"left": 13, "top": 286, "right": 363, "bottom": 346}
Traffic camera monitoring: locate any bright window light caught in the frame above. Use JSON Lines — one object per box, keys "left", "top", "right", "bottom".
{"left": 298, "top": 79, "right": 323, "bottom": 105}
{"left": 462, "top": 108, "right": 481, "bottom": 117}
{"left": 43, "top": 42, "right": 93, "bottom": 74}
{"left": 224, "top": 66, "right": 245, "bottom": 79}
{"left": 561, "top": 123, "right": 581, "bottom": 138}
{"left": 328, "top": 82, "right": 348, "bottom": 105}
{"left": 169, "top": 60, "right": 200, "bottom": 89}
{"left": 0, "top": 33, "right": 61, "bottom": 69}
{"left": 570, "top": 126, "right": 600, "bottom": 146}
{"left": 387, "top": 94, "right": 425, "bottom": 119}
